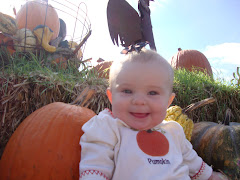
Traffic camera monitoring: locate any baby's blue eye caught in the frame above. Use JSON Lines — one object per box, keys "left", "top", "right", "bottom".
{"left": 148, "top": 91, "right": 158, "bottom": 95}
{"left": 123, "top": 89, "right": 132, "bottom": 94}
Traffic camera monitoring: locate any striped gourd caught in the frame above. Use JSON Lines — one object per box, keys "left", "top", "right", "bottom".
{"left": 0, "top": 12, "right": 18, "bottom": 35}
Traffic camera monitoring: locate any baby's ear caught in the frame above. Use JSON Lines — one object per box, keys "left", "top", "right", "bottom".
{"left": 168, "top": 93, "right": 175, "bottom": 107}
{"left": 106, "top": 88, "right": 112, "bottom": 104}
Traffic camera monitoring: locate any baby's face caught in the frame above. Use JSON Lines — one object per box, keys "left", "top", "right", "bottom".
{"left": 107, "top": 61, "right": 175, "bottom": 130}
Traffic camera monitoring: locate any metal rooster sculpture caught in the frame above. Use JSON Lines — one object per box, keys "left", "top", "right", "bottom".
{"left": 107, "top": 0, "right": 156, "bottom": 52}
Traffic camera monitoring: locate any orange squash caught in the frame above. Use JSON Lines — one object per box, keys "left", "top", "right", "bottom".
{"left": 51, "top": 55, "right": 68, "bottom": 69}
{"left": 171, "top": 48, "right": 213, "bottom": 76}
{"left": 0, "top": 33, "right": 15, "bottom": 55}
{"left": 16, "top": 1, "right": 60, "bottom": 40}
{"left": 0, "top": 102, "right": 95, "bottom": 180}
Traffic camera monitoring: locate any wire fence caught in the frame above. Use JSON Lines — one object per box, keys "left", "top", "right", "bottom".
{"left": 0, "top": 0, "right": 92, "bottom": 64}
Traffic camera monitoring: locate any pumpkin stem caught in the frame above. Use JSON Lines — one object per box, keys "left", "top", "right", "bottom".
{"left": 182, "top": 97, "right": 215, "bottom": 114}
{"left": 222, "top": 108, "right": 231, "bottom": 126}
{"left": 147, "top": 129, "right": 153, "bottom": 133}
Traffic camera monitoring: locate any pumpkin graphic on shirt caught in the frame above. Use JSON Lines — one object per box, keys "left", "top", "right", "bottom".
{"left": 136, "top": 129, "right": 169, "bottom": 156}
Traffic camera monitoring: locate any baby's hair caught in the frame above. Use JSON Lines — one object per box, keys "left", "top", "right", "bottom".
{"left": 109, "top": 49, "right": 174, "bottom": 91}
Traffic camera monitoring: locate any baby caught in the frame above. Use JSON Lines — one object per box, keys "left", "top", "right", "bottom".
{"left": 79, "top": 49, "right": 227, "bottom": 180}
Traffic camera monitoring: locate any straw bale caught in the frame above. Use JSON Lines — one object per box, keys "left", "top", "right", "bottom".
{"left": 0, "top": 74, "right": 110, "bottom": 158}
{"left": 0, "top": 63, "right": 239, "bottom": 159}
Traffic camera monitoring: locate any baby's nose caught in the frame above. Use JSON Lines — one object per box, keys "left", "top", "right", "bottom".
{"left": 132, "top": 95, "right": 146, "bottom": 105}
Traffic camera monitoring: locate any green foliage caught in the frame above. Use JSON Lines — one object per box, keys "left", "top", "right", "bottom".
{"left": 173, "top": 68, "right": 239, "bottom": 123}
{"left": 0, "top": 50, "right": 104, "bottom": 88}
{"left": 231, "top": 67, "right": 240, "bottom": 87}
{"left": 0, "top": 50, "right": 239, "bottom": 124}
{"left": 0, "top": 49, "right": 239, "bottom": 160}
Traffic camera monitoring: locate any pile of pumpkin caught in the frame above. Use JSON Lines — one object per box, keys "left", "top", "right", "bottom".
{"left": 0, "top": 8, "right": 239, "bottom": 178}
{"left": 0, "top": 1, "right": 83, "bottom": 68}
{"left": 0, "top": 87, "right": 239, "bottom": 179}
{"left": 92, "top": 47, "right": 213, "bottom": 80}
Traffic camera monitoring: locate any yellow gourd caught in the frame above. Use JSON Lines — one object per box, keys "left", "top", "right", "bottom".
{"left": 164, "top": 98, "right": 215, "bottom": 141}
{"left": 68, "top": 41, "right": 82, "bottom": 59}
{"left": 33, "top": 25, "right": 56, "bottom": 53}
{"left": 165, "top": 106, "right": 194, "bottom": 141}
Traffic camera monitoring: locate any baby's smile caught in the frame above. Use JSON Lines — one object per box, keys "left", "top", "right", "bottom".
{"left": 130, "top": 112, "right": 150, "bottom": 118}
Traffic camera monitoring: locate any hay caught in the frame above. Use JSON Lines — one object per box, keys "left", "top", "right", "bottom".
{"left": 0, "top": 71, "right": 110, "bottom": 158}
{"left": 0, "top": 52, "right": 239, "bottom": 159}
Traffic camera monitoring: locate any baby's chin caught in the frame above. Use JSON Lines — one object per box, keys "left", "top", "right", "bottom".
{"left": 128, "top": 119, "right": 162, "bottom": 131}
{"left": 128, "top": 123, "right": 157, "bottom": 131}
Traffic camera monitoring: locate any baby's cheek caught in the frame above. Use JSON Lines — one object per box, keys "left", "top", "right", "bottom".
{"left": 111, "top": 108, "right": 122, "bottom": 119}
{"left": 152, "top": 112, "right": 166, "bottom": 122}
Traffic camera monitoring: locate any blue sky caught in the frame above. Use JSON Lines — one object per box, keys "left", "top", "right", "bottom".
{"left": 83, "top": 0, "right": 240, "bottom": 81}
{"left": 2, "top": 0, "right": 240, "bottom": 81}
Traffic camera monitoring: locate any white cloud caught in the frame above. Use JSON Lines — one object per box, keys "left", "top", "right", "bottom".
{"left": 204, "top": 43, "right": 240, "bottom": 65}
{"left": 203, "top": 43, "right": 240, "bottom": 82}
{"left": 151, "top": 0, "right": 168, "bottom": 10}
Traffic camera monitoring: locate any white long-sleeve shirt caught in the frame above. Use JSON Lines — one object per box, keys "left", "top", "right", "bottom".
{"left": 79, "top": 109, "right": 212, "bottom": 180}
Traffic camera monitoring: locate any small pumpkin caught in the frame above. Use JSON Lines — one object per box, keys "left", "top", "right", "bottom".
{"left": 13, "top": 28, "right": 36, "bottom": 52}
{"left": 190, "top": 111, "right": 240, "bottom": 179}
{"left": 48, "top": 54, "right": 68, "bottom": 69}
{"left": 16, "top": 1, "right": 60, "bottom": 40}
{"left": 171, "top": 48, "right": 213, "bottom": 76}
{"left": 0, "top": 33, "right": 15, "bottom": 55}
{"left": 0, "top": 101, "right": 96, "bottom": 179}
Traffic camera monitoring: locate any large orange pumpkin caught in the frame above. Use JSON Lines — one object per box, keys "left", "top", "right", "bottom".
{"left": 0, "top": 102, "right": 95, "bottom": 180}
{"left": 16, "top": 1, "right": 60, "bottom": 40}
{"left": 171, "top": 48, "right": 213, "bottom": 76}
